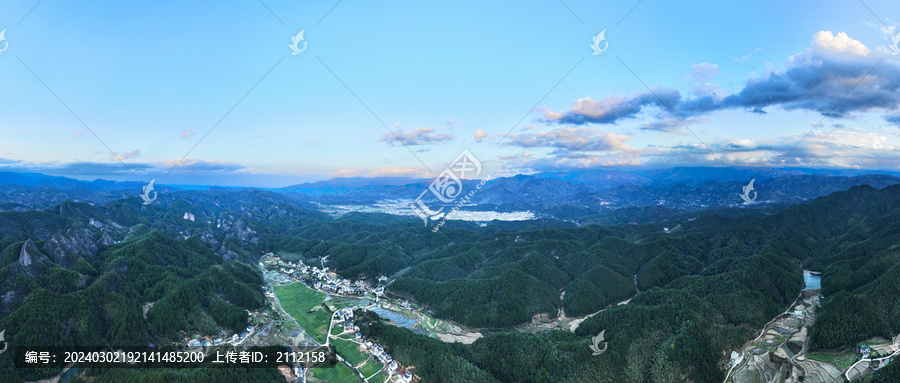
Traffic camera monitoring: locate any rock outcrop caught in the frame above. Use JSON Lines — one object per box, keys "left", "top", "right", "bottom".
{"left": 42, "top": 228, "right": 99, "bottom": 269}
{"left": 17, "top": 239, "right": 52, "bottom": 279}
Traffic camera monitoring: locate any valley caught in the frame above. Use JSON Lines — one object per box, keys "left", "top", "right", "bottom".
{"left": 3, "top": 170, "right": 900, "bottom": 382}
{"left": 5, "top": 1, "right": 900, "bottom": 380}
{"left": 725, "top": 274, "right": 900, "bottom": 383}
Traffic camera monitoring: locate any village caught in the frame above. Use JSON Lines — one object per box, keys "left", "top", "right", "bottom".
{"left": 263, "top": 254, "right": 420, "bottom": 383}
{"left": 330, "top": 307, "right": 415, "bottom": 383}
{"left": 272, "top": 257, "right": 386, "bottom": 299}
{"left": 267, "top": 256, "right": 423, "bottom": 312}
{"left": 184, "top": 324, "right": 256, "bottom": 349}
{"left": 169, "top": 254, "right": 420, "bottom": 383}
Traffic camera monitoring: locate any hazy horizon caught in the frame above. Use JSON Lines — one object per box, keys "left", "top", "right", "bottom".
{"left": 3, "top": 164, "right": 898, "bottom": 190}
{"left": 3, "top": 0, "right": 900, "bottom": 187}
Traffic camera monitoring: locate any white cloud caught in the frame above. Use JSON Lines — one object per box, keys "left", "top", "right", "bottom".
{"left": 688, "top": 63, "right": 719, "bottom": 83}
{"left": 160, "top": 159, "right": 245, "bottom": 172}
{"left": 640, "top": 117, "right": 708, "bottom": 135}
{"left": 687, "top": 63, "right": 727, "bottom": 100}
{"left": 507, "top": 126, "right": 634, "bottom": 152}
{"left": 112, "top": 149, "right": 141, "bottom": 160}
{"left": 334, "top": 166, "right": 431, "bottom": 178}
{"left": 811, "top": 31, "right": 871, "bottom": 56}
{"left": 380, "top": 127, "right": 453, "bottom": 146}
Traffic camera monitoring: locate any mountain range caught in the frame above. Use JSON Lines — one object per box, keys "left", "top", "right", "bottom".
{"left": 2, "top": 167, "right": 900, "bottom": 381}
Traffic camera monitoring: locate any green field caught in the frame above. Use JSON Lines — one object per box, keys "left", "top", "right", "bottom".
{"left": 282, "top": 321, "right": 300, "bottom": 332}
{"left": 367, "top": 371, "right": 385, "bottom": 383}
{"left": 358, "top": 359, "right": 384, "bottom": 379}
{"left": 807, "top": 352, "right": 858, "bottom": 370}
{"left": 274, "top": 282, "right": 333, "bottom": 344}
{"left": 308, "top": 362, "right": 359, "bottom": 383}
{"left": 328, "top": 295, "right": 373, "bottom": 311}
{"left": 333, "top": 337, "right": 369, "bottom": 367}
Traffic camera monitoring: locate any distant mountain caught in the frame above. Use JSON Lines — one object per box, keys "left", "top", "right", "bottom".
{"left": 0, "top": 173, "right": 183, "bottom": 211}
{"left": 1, "top": 168, "right": 899, "bottom": 220}
{"left": 275, "top": 167, "right": 900, "bottom": 214}
{"left": 4, "top": 172, "right": 900, "bottom": 382}
{"left": 531, "top": 169, "right": 652, "bottom": 190}
{"left": 364, "top": 171, "right": 900, "bottom": 221}
{"left": 581, "top": 173, "right": 900, "bottom": 208}
{"left": 280, "top": 177, "right": 434, "bottom": 204}
{"left": 283, "top": 176, "right": 428, "bottom": 190}
{"left": 472, "top": 174, "right": 593, "bottom": 204}
{"left": 0, "top": 171, "right": 146, "bottom": 191}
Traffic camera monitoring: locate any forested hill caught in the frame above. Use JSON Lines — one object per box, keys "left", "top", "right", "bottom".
{"left": 771, "top": 184, "right": 900, "bottom": 350}
{"left": 336, "top": 184, "right": 900, "bottom": 382}
{"left": 0, "top": 192, "right": 320, "bottom": 382}
{"left": 2, "top": 181, "right": 900, "bottom": 381}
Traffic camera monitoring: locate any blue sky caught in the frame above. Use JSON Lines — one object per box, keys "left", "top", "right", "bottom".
{"left": 1, "top": 0, "right": 900, "bottom": 187}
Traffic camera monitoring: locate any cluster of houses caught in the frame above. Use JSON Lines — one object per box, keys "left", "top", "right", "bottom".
{"left": 264, "top": 256, "right": 418, "bottom": 382}
{"left": 360, "top": 339, "right": 412, "bottom": 383}
{"left": 856, "top": 345, "right": 872, "bottom": 359}
{"left": 186, "top": 325, "right": 254, "bottom": 348}
{"left": 334, "top": 308, "right": 362, "bottom": 336}
{"left": 727, "top": 350, "right": 743, "bottom": 367}
{"left": 332, "top": 308, "right": 413, "bottom": 383}
{"left": 395, "top": 370, "right": 414, "bottom": 383}
{"left": 853, "top": 343, "right": 897, "bottom": 371}
{"left": 271, "top": 259, "right": 387, "bottom": 298}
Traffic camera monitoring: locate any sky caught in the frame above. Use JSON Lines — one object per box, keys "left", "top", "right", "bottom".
{"left": 1, "top": 0, "right": 900, "bottom": 187}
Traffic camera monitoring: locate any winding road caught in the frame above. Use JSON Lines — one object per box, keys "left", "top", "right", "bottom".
{"left": 722, "top": 289, "right": 805, "bottom": 383}
{"left": 845, "top": 348, "right": 900, "bottom": 381}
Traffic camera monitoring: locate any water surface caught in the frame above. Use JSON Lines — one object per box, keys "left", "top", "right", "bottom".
{"left": 803, "top": 272, "right": 821, "bottom": 290}
{"left": 370, "top": 304, "right": 428, "bottom": 335}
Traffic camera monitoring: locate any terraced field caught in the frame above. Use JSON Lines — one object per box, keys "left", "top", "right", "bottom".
{"left": 806, "top": 352, "right": 858, "bottom": 371}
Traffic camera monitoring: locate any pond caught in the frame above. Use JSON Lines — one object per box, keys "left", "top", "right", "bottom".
{"left": 369, "top": 304, "right": 428, "bottom": 335}
{"left": 329, "top": 297, "right": 429, "bottom": 335}
{"left": 803, "top": 271, "right": 822, "bottom": 290}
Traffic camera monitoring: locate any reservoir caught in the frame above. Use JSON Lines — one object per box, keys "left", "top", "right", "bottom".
{"left": 330, "top": 296, "right": 429, "bottom": 335}
{"left": 370, "top": 304, "right": 428, "bottom": 335}
{"left": 803, "top": 271, "right": 822, "bottom": 290}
